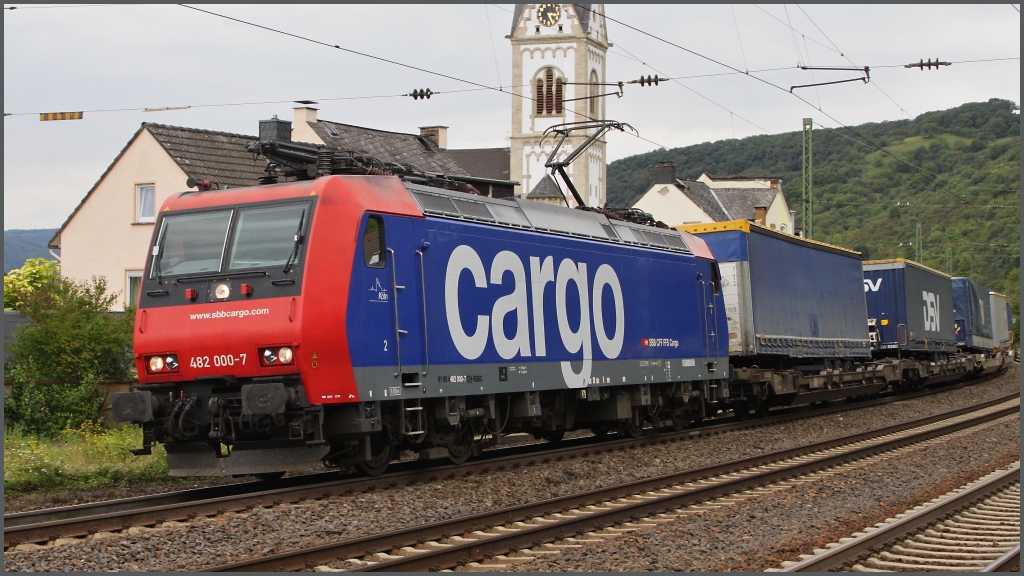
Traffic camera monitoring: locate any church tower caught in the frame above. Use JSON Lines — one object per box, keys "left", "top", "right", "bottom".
{"left": 508, "top": 4, "right": 610, "bottom": 207}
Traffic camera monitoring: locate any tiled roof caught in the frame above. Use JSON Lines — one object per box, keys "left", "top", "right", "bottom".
{"left": 49, "top": 123, "right": 266, "bottom": 249}
{"left": 447, "top": 148, "right": 511, "bottom": 181}
{"left": 526, "top": 174, "right": 567, "bottom": 200}
{"left": 307, "top": 121, "right": 467, "bottom": 175}
{"left": 674, "top": 180, "right": 730, "bottom": 222}
{"left": 714, "top": 187, "right": 779, "bottom": 220}
{"left": 146, "top": 123, "right": 266, "bottom": 189}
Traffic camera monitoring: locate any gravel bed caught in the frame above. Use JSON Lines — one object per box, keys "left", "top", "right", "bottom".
{"left": 499, "top": 417, "right": 1021, "bottom": 572}
{"left": 4, "top": 367, "right": 1019, "bottom": 572}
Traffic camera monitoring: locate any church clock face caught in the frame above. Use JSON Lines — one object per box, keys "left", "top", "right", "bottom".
{"left": 537, "top": 4, "right": 560, "bottom": 27}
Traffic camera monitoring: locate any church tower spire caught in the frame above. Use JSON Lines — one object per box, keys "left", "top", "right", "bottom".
{"left": 508, "top": 4, "right": 610, "bottom": 206}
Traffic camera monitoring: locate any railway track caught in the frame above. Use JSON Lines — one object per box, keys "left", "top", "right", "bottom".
{"left": 777, "top": 463, "right": 1020, "bottom": 572}
{"left": 198, "top": 396, "right": 1019, "bottom": 571}
{"left": 5, "top": 378, "right": 1013, "bottom": 550}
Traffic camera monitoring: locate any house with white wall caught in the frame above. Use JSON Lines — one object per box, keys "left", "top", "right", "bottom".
{"left": 48, "top": 124, "right": 266, "bottom": 310}
{"left": 632, "top": 162, "right": 796, "bottom": 232}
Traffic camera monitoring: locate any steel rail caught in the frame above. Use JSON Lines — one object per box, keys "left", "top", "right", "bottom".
{"left": 202, "top": 400, "right": 1019, "bottom": 571}
{"left": 781, "top": 465, "right": 1021, "bottom": 572}
{"left": 4, "top": 381, "right": 1014, "bottom": 548}
{"left": 983, "top": 545, "right": 1021, "bottom": 572}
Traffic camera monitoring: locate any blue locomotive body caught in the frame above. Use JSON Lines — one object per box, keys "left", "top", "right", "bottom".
{"left": 344, "top": 184, "right": 730, "bottom": 402}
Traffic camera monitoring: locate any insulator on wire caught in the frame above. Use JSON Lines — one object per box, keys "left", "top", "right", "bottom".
{"left": 410, "top": 88, "right": 433, "bottom": 100}
{"left": 638, "top": 75, "right": 660, "bottom": 87}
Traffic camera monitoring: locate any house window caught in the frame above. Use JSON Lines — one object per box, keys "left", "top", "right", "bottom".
{"left": 136, "top": 184, "right": 155, "bottom": 223}
{"left": 535, "top": 68, "right": 564, "bottom": 116}
{"left": 126, "top": 270, "right": 143, "bottom": 309}
{"left": 780, "top": 224, "right": 788, "bottom": 233}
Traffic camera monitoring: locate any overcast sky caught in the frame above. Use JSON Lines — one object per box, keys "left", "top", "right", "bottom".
{"left": 4, "top": 3, "right": 1020, "bottom": 230}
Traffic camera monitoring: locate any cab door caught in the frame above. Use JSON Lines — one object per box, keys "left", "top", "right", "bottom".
{"left": 380, "top": 215, "right": 427, "bottom": 384}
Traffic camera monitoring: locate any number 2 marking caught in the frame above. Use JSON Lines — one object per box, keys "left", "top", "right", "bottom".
{"left": 384, "top": 340, "right": 389, "bottom": 351}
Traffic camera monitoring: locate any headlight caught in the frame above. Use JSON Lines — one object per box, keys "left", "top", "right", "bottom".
{"left": 214, "top": 283, "right": 230, "bottom": 299}
{"left": 278, "top": 347, "right": 293, "bottom": 364}
{"left": 260, "top": 346, "right": 295, "bottom": 366}
{"left": 262, "top": 348, "right": 278, "bottom": 364}
{"left": 146, "top": 354, "right": 179, "bottom": 374}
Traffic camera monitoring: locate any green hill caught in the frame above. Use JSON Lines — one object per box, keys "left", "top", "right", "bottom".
{"left": 606, "top": 98, "right": 1020, "bottom": 299}
{"left": 4, "top": 229, "right": 59, "bottom": 273}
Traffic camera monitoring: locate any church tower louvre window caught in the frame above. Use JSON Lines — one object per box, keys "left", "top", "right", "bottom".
{"left": 535, "top": 68, "right": 565, "bottom": 115}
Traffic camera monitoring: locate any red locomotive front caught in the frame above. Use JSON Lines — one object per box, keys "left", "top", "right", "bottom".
{"left": 115, "top": 175, "right": 423, "bottom": 477}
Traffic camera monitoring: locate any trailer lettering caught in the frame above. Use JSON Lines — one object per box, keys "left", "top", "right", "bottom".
{"left": 922, "top": 291, "right": 940, "bottom": 332}
{"left": 864, "top": 278, "right": 882, "bottom": 292}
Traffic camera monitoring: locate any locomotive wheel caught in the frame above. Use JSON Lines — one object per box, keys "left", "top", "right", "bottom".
{"left": 539, "top": 430, "right": 566, "bottom": 443}
{"left": 446, "top": 423, "right": 474, "bottom": 465}
{"left": 619, "top": 421, "right": 644, "bottom": 438}
{"left": 671, "top": 414, "right": 688, "bottom": 432}
{"left": 359, "top": 432, "right": 394, "bottom": 476}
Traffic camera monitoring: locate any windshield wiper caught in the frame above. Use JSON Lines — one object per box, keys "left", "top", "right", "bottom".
{"left": 152, "top": 240, "right": 166, "bottom": 285}
{"left": 176, "top": 270, "right": 269, "bottom": 284}
{"left": 282, "top": 210, "right": 306, "bottom": 274}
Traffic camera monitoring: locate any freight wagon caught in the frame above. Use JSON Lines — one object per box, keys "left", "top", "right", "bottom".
{"left": 952, "top": 277, "right": 994, "bottom": 352}
{"left": 862, "top": 258, "right": 956, "bottom": 358}
{"left": 677, "top": 221, "right": 884, "bottom": 415}
{"left": 989, "top": 291, "right": 1012, "bottom": 350}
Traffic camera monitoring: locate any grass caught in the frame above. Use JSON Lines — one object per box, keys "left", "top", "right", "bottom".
{"left": 3, "top": 421, "right": 172, "bottom": 497}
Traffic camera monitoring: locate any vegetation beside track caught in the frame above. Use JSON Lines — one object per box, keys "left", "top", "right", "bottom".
{"left": 3, "top": 422, "right": 172, "bottom": 498}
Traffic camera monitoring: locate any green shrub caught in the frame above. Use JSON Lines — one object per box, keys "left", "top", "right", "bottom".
{"left": 4, "top": 257, "right": 60, "bottom": 310}
{"left": 5, "top": 274, "right": 135, "bottom": 436}
{"left": 4, "top": 422, "right": 170, "bottom": 496}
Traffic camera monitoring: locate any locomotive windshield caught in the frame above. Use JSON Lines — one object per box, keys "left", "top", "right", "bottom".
{"left": 151, "top": 202, "right": 309, "bottom": 278}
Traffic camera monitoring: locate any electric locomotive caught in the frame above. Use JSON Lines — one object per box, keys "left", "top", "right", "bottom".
{"left": 113, "top": 132, "right": 730, "bottom": 477}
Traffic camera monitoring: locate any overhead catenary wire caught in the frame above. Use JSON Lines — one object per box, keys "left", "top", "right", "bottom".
{"left": 173, "top": 4, "right": 673, "bottom": 151}
{"left": 572, "top": 6, "right": 1014, "bottom": 208}
{"left": 794, "top": 4, "right": 912, "bottom": 119}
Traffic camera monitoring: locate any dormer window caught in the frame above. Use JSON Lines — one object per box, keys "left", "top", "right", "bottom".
{"left": 535, "top": 68, "right": 564, "bottom": 116}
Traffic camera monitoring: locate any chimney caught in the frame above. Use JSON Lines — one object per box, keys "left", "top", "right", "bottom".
{"left": 419, "top": 125, "right": 448, "bottom": 150}
{"left": 294, "top": 106, "right": 318, "bottom": 126}
{"left": 652, "top": 161, "right": 676, "bottom": 185}
{"left": 754, "top": 206, "right": 767, "bottom": 225}
{"left": 259, "top": 115, "right": 292, "bottom": 142}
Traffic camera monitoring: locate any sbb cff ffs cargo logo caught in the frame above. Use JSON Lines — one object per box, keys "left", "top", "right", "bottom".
{"left": 444, "top": 245, "right": 625, "bottom": 388}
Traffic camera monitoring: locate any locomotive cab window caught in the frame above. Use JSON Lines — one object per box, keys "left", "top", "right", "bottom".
{"left": 151, "top": 210, "right": 232, "bottom": 278}
{"left": 710, "top": 263, "right": 721, "bottom": 295}
{"left": 363, "top": 216, "right": 385, "bottom": 268}
{"left": 228, "top": 204, "right": 307, "bottom": 270}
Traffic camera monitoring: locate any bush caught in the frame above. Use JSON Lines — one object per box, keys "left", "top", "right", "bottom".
{"left": 4, "top": 258, "right": 60, "bottom": 310}
{"left": 5, "top": 274, "right": 135, "bottom": 436}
